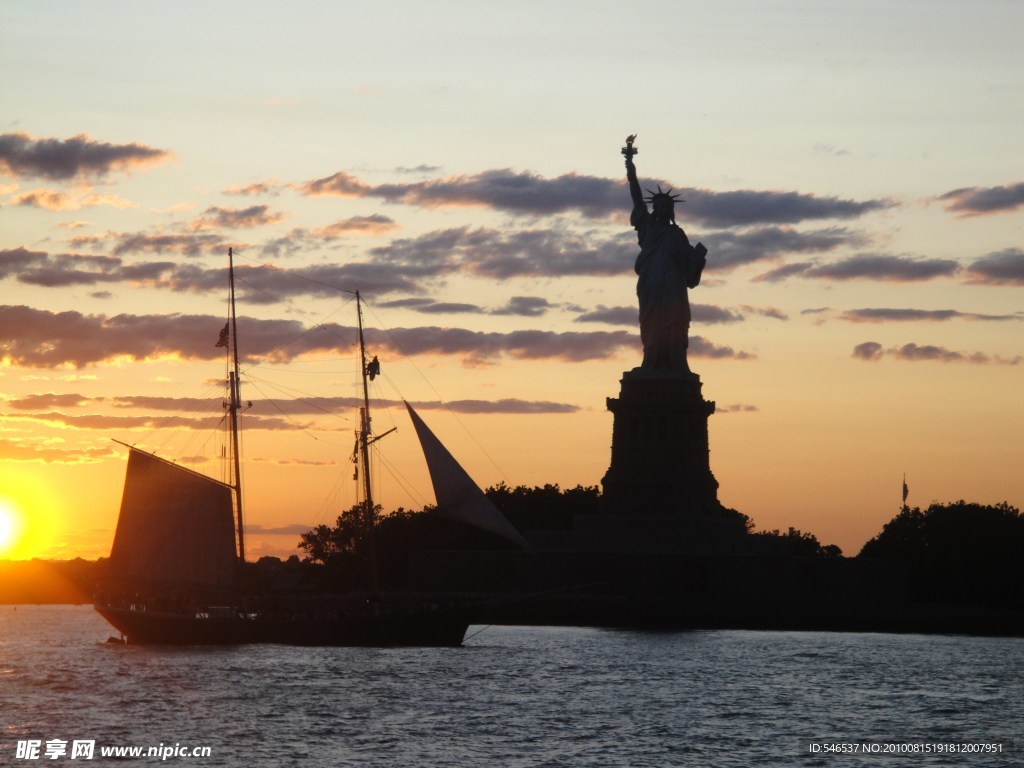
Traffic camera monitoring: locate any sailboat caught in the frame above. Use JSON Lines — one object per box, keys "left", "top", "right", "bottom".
{"left": 94, "top": 250, "right": 528, "bottom": 645}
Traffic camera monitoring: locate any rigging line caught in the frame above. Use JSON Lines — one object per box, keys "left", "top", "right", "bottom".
{"left": 232, "top": 271, "right": 355, "bottom": 335}
{"left": 235, "top": 295, "right": 358, "bottom": 379}
{"left": 373, "top": 450, "right": 430, "bottom": 511}
{"left": 126, "top": 379, "right": 228, "bottom": 459}
{"left": 232, "top": 249, "right": 360, "bottom": 297}
{"left": 188, "top": 419, "right": 226, "bottom": 474}
{"left": 240, "top": 379, "right": 354, "bottom": 450}
{"left": 312, "top": 466, "right": 352, "bottom": 527}
{"left": 352, "top": 296, "right": 512, "bottom": 483}
{"left": 210, "top": 412, "right": 233, "bottom": 487}
{"left": 463, "top": 625, "right": 494, "bottom": 643}
{"left": 243, "top": 372, "right": 355, "bottom": 424}
{"left": 250, "top": 361, "right": 360, "bottom": 373}
{"left": 134, "top": 412, "right": 226, "bottom": 474}
{"left": 346, "top": 371, "right": 428, "bottom": 510}
{"left": 241, "top": 377, "right": 332, "bottom": 444}
{"left": 310, "top": 320, "right": 359, "bottom": 347}
{"left": 365, "top": 374, "right": 402, "bottom": 433}
{"left": 230, "top": 271, "right": 288, "bottom": 308}
{"left": 228, "top": 253, "right": 360, "bottom": 374}
{"left": 170, "top": 382, "right": 234, "bottom": 459}
{"left": 381, "top": 366, "right": 509, "bottom": 489}
{"left": 291, "top": 445, "right": 353, "bottom": 530}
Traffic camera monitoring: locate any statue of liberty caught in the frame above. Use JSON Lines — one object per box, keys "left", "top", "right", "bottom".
{"left": 622, "top": 135, "right": 707, "bottom": 375}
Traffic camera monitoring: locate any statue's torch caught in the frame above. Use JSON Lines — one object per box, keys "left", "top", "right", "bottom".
{"left": 621, "top": 133, "right": 638, "bottom": 160}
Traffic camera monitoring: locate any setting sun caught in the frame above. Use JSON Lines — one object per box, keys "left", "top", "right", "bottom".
{"left": 0, "top": 468, "right": 66, "bottom": 559}
{"left": 0, "top": 497, "right": 26, "bottom": 557}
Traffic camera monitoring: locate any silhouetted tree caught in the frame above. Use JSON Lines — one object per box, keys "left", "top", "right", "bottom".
{"left": 298, "top": 505, "right": 368, "bottom": 564}
{"left": 484, "top": 482, "right": 600, "bottom": 530}
{"left": 718, "top": 505, "right": 755, "bottom": 533}
{"left": 298, "top": 501, "right": 523, "bottom": 590}
{"left": 753, "top": 527, "right": 843, "bottom": 558}
{"left": 296, "top": 484, "right": 768, "bottom": 590}
{"left": 859, "top": 501, "right": 1024, "bottom": 607}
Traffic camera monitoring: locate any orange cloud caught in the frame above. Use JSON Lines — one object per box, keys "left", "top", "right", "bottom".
{"left": 0, "top": 438, "right": 113, "bottom": 464}
{"left": 11, "top": 188, "right": 137, "bottom": 211}
{"left": 296, "top": 171, "right": 370, "bottom": 198}
{"left": 314, "top": 215, "right": 398, "bottom": 239}
{"left": 222, "top": 178, "right": 281, "bottom": 196}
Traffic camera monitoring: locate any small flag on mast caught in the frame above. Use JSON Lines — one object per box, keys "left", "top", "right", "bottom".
{"left": 215, "top": 323, "right": 229, "bottom": 348}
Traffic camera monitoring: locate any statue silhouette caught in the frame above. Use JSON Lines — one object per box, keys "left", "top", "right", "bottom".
{"left": 623, "top": 137, "right": 707, "bottom": 375}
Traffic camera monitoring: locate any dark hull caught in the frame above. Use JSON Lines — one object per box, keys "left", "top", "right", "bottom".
{"left": 95, "top": 604, "right": 469, "bottom": 647}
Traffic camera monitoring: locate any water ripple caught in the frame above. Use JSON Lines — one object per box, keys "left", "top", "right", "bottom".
{"left": 0, "top": 608, "right": 1021, "bottom": 766}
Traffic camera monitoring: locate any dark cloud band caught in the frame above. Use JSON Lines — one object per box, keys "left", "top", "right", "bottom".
{"left": 940, "top": 182, "right": 1024, "bottom": 216}
{"left": 299, "top": 168, "right": 890, "bottom": 227}
{"left": 0, "top": 132, "right": 170, "bottom": 180}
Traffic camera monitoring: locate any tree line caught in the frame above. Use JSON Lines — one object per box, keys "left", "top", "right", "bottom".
{"left": 3, "top": 490, "right": 1019, "bottom": 611}
{"left": 857, "top": 500, "right": 1024, "bottom": 608}
{"left": 297, "top": 482, "right": 837, "bottom": 566}
{"left": 298, "top": 487, "right": 1023, "bottom": 608}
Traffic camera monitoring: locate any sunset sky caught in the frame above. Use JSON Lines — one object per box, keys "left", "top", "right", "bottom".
{"left": 1, "top": 1, "right": 1021, "bottom": 561}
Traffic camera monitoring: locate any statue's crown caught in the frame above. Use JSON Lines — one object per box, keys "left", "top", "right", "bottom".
{"left": 643, "top": 185, "right": 684, "bottom": 204}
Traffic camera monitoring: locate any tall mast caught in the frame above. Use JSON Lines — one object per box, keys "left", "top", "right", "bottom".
{"left": 355, "top": 291, "right": 380, "bottom": 596}
{"left": 228, "top": 247, "right": 245, "bottom": 563}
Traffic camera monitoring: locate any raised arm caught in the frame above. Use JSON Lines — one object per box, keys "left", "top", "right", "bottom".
{"left": 625, "top": 153, "right": 644, "bottom": 210}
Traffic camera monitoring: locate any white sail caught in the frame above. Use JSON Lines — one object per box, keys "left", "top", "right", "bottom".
{"left": 404, "top": 401, "right": 530, "bottom": 549}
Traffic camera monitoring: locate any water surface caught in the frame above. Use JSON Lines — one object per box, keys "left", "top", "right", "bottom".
{"left": 1, "top": 606, "right": 1018, "bottom": 766}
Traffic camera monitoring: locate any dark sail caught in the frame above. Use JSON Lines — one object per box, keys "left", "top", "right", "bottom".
{"left": 108, "top": 448, "right": 238, "bottom": 590}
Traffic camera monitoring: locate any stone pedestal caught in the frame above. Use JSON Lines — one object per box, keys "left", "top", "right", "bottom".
{"left": 600, "top": 369, "right": 720, "bottom": 516}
